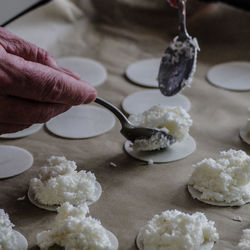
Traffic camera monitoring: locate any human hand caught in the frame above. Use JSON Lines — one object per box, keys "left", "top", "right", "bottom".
{"left": 167, "top": 0, "right": 178, "bottom": 8}
{"left": 0, "top": 28, "right": 97, "bottom": 135}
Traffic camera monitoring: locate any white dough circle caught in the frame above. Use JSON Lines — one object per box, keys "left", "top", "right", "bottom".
{"left": 207, "top": 61, "right": 250, "bottom": 91}
{"left": 0, "top": 124, "right": 43, "bottom": 139}
{"left": 28, "top": 182, "right": 102, "bottom": 212}
{"left": 0, "top": 145, "right": 33, "bottom": 179}
{"left": 126, "top": 58, "right": 160, "bottom": 87}
{"left": 57, "top": 57, "right": 107, "bottom": 87}
{"left": 13, "top": 230, "right": 28, "bottom": 250}
{"left": 124, "top": 135, "right": 196, "bottom": 163}
{"left": 46, "top": 105, "right": 115, "bottom": 139}
{"left": 187, "top": 184, "right": 250, "bottom": 207}
{"left": 136, "top": 230, "right": 214, "bottom": 250}
{"left": 107, "top": 230, "right": 119, "bottom": 250}
{"left": 122, "top": 90, "right": 191, "bottom": 115}
{"left": 44, "top": 230, "right": 118, "bottom": 250}
{"left": 239, "top": 128, "right": 250, "bottom": 145}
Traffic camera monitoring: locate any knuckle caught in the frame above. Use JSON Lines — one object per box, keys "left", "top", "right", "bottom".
{"left": 37, "top": 48, "right": 56, "bottom": 66}
{"left": 40, "top": 76, "right": 64, "bottom": 102}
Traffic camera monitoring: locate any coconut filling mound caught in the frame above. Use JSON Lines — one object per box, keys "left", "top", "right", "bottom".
{"left": 139, "top": 210, "right": 218, "bottom": 250}
{"left": 0, "top": 209, "right": 18, "bottom": 250}
{"left": 237, "top": 229, "right": 250, "bottom": 250}
{"left": 189, "top": 149, "right": 250, "bottom": 204}
{"left": 161, "top": 36, "right": 200, "bottom": 88}
{"left": 37, "top": 202, "right": 113, "bottom": 250}
{"left": 30, "top": 156, "right": 97, "bottom": 206}
{"left": 128, "top": 105, "right": 192, "bottom": 151}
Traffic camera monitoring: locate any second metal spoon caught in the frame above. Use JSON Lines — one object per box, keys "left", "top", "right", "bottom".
{"left": 158, "top": 0, "right": 198, "bottom": 96}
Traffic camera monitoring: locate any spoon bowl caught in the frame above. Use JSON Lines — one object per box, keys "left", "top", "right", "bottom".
{"left": 120, "top": 124, "right": 175, "bottom": 144}
{"left": 95, "top": 97, "right": 176, "bottom": 146}
{"left": 158, "top": 0, "right": 199, "bottom": 96}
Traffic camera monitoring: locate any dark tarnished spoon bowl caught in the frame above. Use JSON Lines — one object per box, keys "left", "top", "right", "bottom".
{"left": 158, "top": 0, "right": 198, "bottom": 97}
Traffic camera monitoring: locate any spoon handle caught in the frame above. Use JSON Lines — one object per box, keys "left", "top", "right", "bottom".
{"left": 95, "top": 97, "right": 130, "bottom": 127}
{"left": 178, "top": 0, "right": 190, "bottom": 41}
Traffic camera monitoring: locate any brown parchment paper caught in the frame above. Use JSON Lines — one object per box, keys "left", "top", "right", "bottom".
{"left": 1, "top": 0, "right": 250, "bottom": 249}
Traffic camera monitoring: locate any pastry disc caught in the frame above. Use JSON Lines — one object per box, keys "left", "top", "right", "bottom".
{"left": 125, "top": 58, "right": 160, "bottom": 87}
{"left": 187, "top": 184, "right": 250, "bottom": 207}
{"left": 239, "top": 128, "right": 250, "bottom": 145}
{"left": 57, "top": 57, "right": 107, "bottom": 87}
{"left": 136, "top": 229, "right": 214, "bottom": 250}
{"left": 207, "top": 62, "right": 250, "bottom": 91}
{"left": 47, "top": 229, "right": 118, "bottom": 250}
{"left": 46, "top": 105, "right": 115, "bottom": 139}
{"left": 28, "top": 181, "right": 102, "bottom": 211}
{"left": 107, "top": 230, "right": 119, "bottom": 250}
{"left": 0, "top": 145, "right": 33, "bottom": 179}
{"left": 13, "top": 230, "right": 28, "bottom": 250}
{"left": 0, "top": 124, "right": 43, "bottom": 139}
{"left": 124, "top": 135, "right": 196, "bottom": 163}
{"left": 122, "top": 89, "right": 191, "bottom": 115}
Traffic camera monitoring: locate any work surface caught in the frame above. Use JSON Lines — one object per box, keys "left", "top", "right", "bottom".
{"left": 1, "top": 0, "right": 250, "bottom": 249}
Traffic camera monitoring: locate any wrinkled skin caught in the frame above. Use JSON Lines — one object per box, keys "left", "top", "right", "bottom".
{"left": 0, "top": 28, "right": 97, "bottom": 135}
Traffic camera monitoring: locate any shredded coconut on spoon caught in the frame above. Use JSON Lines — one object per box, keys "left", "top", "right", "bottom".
{"left": 129, "top": 104, "right": 192, "bottom": 151}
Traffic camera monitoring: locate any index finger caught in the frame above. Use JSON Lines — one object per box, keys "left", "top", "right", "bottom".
{"left": 1, "top": 53, "right": 97, "bottom": 105}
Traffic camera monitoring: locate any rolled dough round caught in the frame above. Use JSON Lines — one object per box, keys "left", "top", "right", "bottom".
{"left": 187, "top": 184, "right": 250, "bottom": 207}
{"left": 41, "top": 229, "right": 118, "bottom": 250}
{"left": 28, "top": 181, "right": 102, "bottom": 212}
{"left": 239, "top": 128, "right": 250, "bottom": 145}
{"left": 57, "top": 57, "right": 107, "bottom": 87}
{"left": 0, "top": 124, "right": 43, "bottom": 139}
{"left": 207, "top": 62, "right": 250, "bottom": 91}
{"left": 107, "top": 230, "right": 119, "bottom": 250}
{"left": 13, "top": 230, "right": 28, "bottom": 250}
{"left": 46, "top": 105, "right": 116, "bottom": 139}
{"left": 122, "top": 90, "right": 191, "bottom": 115}
{"left": 124, "top": 135, "right": 196, "bottom": 163}
{"left": 0, "top": 145, "right": 33, "bottom": 179}
{"left": 136, "top": 229, "right": 214, "bottom": 250}
{"left": 125, "top": 58, "right": 160, "bottom": 87}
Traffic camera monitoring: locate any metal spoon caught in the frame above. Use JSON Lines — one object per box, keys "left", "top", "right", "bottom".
{"left": 158, "top": 0, "right": 198, "bottom": 96}
{"left": 95, "top": 97, "right": 175, "bottom": 144}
